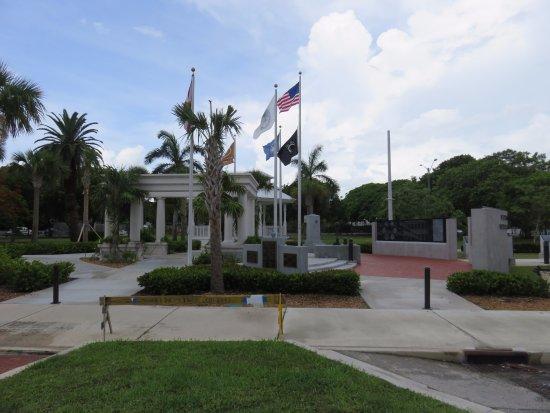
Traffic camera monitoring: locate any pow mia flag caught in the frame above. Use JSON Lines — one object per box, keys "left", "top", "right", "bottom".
{"left": 277, "top": 130, "right": 298, "bottom": 166}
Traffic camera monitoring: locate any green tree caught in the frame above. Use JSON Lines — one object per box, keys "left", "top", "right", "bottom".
{"left": 0, "top": 61, "right": 45, "bottom": 161}
{"left": 291, "top": 145, "right": 338, "bottom": 214}
{"left": 11, "top": 149, "right": 59, "bottom": 242}
{"left": 173, "top": 102, "right": 241, "bottom": 293}
{"left": 0, "top": 177, "right": 29, "bottom": 240}
{"left": 97, "top": 166, "right": 147, "bottom": 254}
{"left": 35, "top": 110, "right": 102, "bottom": 241}
{"left": 81, "top": 149, "right": 102, "bottom": 241}
{"left": 249, "top": 169, "right": 273, "bottom": 190}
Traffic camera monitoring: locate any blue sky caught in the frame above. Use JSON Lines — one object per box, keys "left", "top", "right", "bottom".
{"left": 2, "top": 0, "right": 549, "bottom": 194}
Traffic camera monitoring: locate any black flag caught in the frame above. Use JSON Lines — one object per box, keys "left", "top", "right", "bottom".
{"left": 277, "top": 130, "right": 298, "bottom": 166}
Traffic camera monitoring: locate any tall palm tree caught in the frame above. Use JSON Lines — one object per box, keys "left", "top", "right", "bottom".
{"left": 145, "top": 130, "right": 203, "bottom": 239}
{"left": 11, "top": 149, "right": 59, "bottom": 242}
{"left": 97, "top": 166, "right": 147, "bottom": 255}
{"left": 249, "top": 169, "right": 273, "bottom": 191}
{"left": 173, "top": 102, "right": 241, "bottom": 293}
{"left": 0, "top": 61, "right": 45, "bottom": 161}
{"left": 35, "top": 110, "right": 102, "bottom": 241}
{"left": 291, "top": 145, "right": 338, "bottom": 214}
{"left": 81, "top": 149, "right": 102, "bottom": 242}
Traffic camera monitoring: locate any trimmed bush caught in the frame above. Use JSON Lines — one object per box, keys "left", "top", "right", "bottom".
{"left": 0, "top": 251, "right": 75, "bottom": 292}
{"left": 244, "top": 235, "right": 261, "bottom": 244}
{"left": 140, "top": 228, "right": 155, "bottom": 243}
{"left": 0, "top": 241, "right": 98, "bottom": 258}
{"left": 358, "top": 241, "right": 372, "bottom": 254}
{"left": 166, "top": 239, "right": 202, "bottom": 254}
{"left": 513, "top": 239, "right": 539, "bottom": 254}
{"left": 138, "top": 265, "right": 360, "bottom": 296}
{"left": 447, "top": 269, "right": 548, "bottom": 297}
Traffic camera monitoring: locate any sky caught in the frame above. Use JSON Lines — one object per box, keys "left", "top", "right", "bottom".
{"left": 1, "top": 0, "right": 549, "bottom": 195}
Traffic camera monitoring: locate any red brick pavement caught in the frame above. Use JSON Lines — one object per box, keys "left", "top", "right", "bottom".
{"left": 0, "top": 353, "right": 47, "bottom": 374}
{"left": 355, "top": 254, "right": 472, "bottom": 280}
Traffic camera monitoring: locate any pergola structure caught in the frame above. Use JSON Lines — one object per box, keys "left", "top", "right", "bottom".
{"left": 103, "top": 172, "right": 293, "bottom": 252}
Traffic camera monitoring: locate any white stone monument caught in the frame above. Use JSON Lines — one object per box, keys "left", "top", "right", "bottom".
{"left": 304, "top": 214, "right": 322, "bottom": 246}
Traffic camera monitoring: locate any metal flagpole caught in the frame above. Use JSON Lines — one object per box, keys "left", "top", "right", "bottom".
{"left": 273, "top": 84, "right": 278, "bottom": 237}
{"left": 278, "top": 126, "right": 283, "bottom": 235}
{"left": 233, "top": 136, "right": 236, "bottom": 174}
{"left": 187, "top": 68, "right": 195, "bottom": 265}
{"left": 297, "top": 72, "right": 302, "bottom": 246}
{"left": 387, "top": 130, "right": 393, "bottom": 220}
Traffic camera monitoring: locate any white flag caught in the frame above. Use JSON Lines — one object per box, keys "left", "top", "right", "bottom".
{"left": 253, "top": 95, "right": 276, "bottom": 140}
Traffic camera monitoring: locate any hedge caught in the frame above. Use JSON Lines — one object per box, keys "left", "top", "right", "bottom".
{"left": 138, "top": 265, "right": 360, "bottom": 296}
{"left": 513, "top": 239, "right": 539, "bottom": 254}
{"left": 166, "top": 239, "right": 201, "bottom": 254}
{"left": 447, "top": 269, "right": 548, "bottom": 297}
{"left": 0, "top": 241, "right": 98, "bottom": 258}
{"left": 0, "top": 251, "right": 75, "bottom": 292}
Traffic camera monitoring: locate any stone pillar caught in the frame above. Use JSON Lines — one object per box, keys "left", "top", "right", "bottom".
{"left": 129, "top": 199, "right": 143, "bottom": 242}
{"left": 155, "top": 197, "right": 166, "bottom": 243}
{"left": 237, "top": 193, "right": 247, "bottom": 243}
{"left": 283, "top": 204, "right": 287, "bottom": 236}
{"left": 104, "top": 210, "right": 112, "bottom": 238}
{"left": 259, "top": 204, "right": 263, "bottom": 236}
{"left": 248, "top": 195, "right": 256, "bottom": 238}
{"left": 223, "top": 214, "right": 235, "bottom": 243}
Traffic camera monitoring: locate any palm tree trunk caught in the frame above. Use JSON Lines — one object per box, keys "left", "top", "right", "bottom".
{"left": 172, "top": 207, "right": 178, "bottom": 240}
{"left": 306, "top": 194, "right": 314, "bottom": 215}
{"left": 209, "top": 207, "right": 224, "bottom": 292}
{"left": 82, "top": 185, "right": 90, "bottom": 242}
{"left": 66, "top": 160, "right": 80, "bottom": 241}
{"left": 31, "top": 179, "right": 41, "bottom": 243}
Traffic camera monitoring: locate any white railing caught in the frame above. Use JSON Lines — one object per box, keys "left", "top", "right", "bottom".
{"left": 194, "top": 225, "right": 210, "bottom": 240}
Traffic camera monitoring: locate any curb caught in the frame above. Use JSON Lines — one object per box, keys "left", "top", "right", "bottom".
{"left": 287, "top": 340, "right": 502, "bottom": 413}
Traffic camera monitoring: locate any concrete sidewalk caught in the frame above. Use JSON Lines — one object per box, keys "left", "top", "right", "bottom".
{"left": 1, "top": 303, "right": 549, "bottom": 361}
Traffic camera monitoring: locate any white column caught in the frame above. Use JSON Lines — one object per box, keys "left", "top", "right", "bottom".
{"left": 259, "top": 204, "right": 263, "bottom": 236}
{"left": 283, "top": 204, "right": 287, "bottom": 236}
{"left": 129, "top": 199, "right": 143, "bottom": 242}
{"left": 248, "top": 195, "right": 256, "bottom": 238}
{"left": 223, "top": 214, "right": 235, "bottom": 243}
{"left": 104, "top": 210, "right": 112, "bottom": 239}
{"left": 155, "top": 197, "right": 166, "bottom": 243}
{"left": 237, "top": 193, "right": 247, "bottom": 243}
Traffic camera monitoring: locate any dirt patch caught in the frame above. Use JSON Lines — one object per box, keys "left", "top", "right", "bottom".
{"left": 136, "top": 290, "right": 368, "bottom": 308}
{"left": 80, "top": 257, "right": 132, "bottom": 268}
{"left": 0, "top": 287, "right": 25, "bottom": 303}
{"left": 464, "top": 295, "right": 550, "bottom": 311}
{"left": 0, "top": 352, "right": 49, "bottom": 374}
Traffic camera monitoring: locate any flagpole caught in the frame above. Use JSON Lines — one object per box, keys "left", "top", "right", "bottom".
{"left": 233, "top": 136, "right": 236, "bottom": 174}
{"left": 273, "top": 84, "right": 278, "bottom": 237}
{"left": 297, "top": 71, "right": 302, "bottom": 246}
{"left": 278, "top": 126, "right": 283, "bottom": 235}
{"left": 187, "top": 67, "right": 195, "bottom": 265}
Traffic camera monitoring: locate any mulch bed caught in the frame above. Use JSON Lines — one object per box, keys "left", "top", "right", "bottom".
{"left": 80, "top": 257, "right": 132, "bottom": 268}
{"left": 0, "top": 352, "right": 49, "bottom": 374}
{"left": 0, "top": 287, "right": 25, "bottom": 303}
{"left": 464, "top": 295, "right": 550, "bottom": 311}
{"left": 136, "top": 290, "right": 368, "bottom": 309}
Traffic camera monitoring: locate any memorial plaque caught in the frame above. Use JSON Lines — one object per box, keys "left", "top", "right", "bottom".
{"left": 283, "top": 253, "right": 298, "bottom": 268}
{"left": 247, "top": 250, "right": 258, "bottom": 264}
{"left": 262, "top": 240, "right": 277, "bottom": 268}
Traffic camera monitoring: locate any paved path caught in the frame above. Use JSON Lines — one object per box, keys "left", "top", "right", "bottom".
{"left": 7, "top": 253, "right": 189, "bottom": 305}
{"left": 355, "top": 254, "right": 472, "bottom": 279}
{"left": 515, "top": 258, "right": 546, "bottom": 266}
{"left": 361, "top": 276, "right": 480, "bottom": 310}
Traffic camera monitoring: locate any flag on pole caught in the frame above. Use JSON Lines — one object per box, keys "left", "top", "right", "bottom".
{"left": 253, "top": 96, "right": 276, "bottom": 139}
{"left": 184, "top": 76, "right": 194, "bottom": 133}
{"left": 263, "top": 138, "right": 276, "bottom": 160}
{"left": 277, "top": 130, "right": 298, "bottom": 165}
{"left": 277, "top": 82, "right": 300, "bottom": 113}
{"left": 221, "top": 141, "right": 235, "bottom": 166}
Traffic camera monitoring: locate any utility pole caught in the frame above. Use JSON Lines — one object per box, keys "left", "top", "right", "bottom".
{"left": 387, "top": 130, "right": 393, "bottom": 220}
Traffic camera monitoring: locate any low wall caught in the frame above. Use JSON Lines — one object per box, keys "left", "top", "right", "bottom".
{"left": 242, "top": 240, "right": 308, "bottom": 274}
{"left": 372, "top": 218, "right": 457, "bottom": 260}
{"left": 307, "top": 244, "right": 361, "bottom": 264}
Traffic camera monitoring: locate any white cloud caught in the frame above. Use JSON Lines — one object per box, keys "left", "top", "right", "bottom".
{"left": 102, "top": 145, "right": 146, "bottom": 168}
{"left": 133, "top": 26, "right": 164, "bottom": 39}
{"left": 92, "top": 21, "right": 109, "bottom": 35}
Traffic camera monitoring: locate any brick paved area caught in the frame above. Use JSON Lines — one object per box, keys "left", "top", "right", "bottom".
{"left": 0, "top": 353, "right": 48, "bottom": 374}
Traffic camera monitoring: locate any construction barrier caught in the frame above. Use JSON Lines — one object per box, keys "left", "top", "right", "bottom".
{"left": 99, "top": 294, "right": 286, "bottom": 341}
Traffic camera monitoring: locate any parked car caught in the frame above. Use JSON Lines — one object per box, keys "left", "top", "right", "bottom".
{"left": 17, "top": 227, "right": 30, "bottom": 236}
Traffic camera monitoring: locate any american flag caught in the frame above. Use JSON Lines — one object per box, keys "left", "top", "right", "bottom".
{"left": 185, "top": 75, "right": 194, "bottom": 133}
{"left": 277, "top": 82, "right": 300, "bottom": 113}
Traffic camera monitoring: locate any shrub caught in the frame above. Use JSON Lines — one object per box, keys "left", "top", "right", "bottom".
{"left": 192, "top": 252, "right": 211, "bottom": 265}
{"left": 285, "top": 239, "right": 298, "bottom": 246}
{"left": 513, "top": 239, "right": 539, "bottom": 253}
{"left": 0, "top": 241, "right": 98, "bottom": 258}
{"left": 447, "top": 269, "right": 548, "bottom": 297}
{"left": 358, "top": 241, "right": 372, "bottom": 254}
{"left": 140, "top": 228, "right": 155, "bottom": 243}
{"left": 244, "top": 235, "right": 261, "bottom": 244}
{"left": 138, "top": 265, "right": 360, "bottom": 296}
{"left": 166, "top": 239, "right": 202, "bottom": 254}
{"left": 0, "top": 252, "right": 75, "bottom": 292}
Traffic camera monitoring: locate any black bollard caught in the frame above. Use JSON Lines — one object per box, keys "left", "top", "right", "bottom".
{"left": 52, "top": 264, "right": 60, "bottom": 304}
{"left": 348, "top": 238, "right": 354, "bottom": 261}
{"left": 424, "top": 267, "right": 431, "bottom": 310}
{"left": 544, "top": 241, "right": 549, "bottom": 265}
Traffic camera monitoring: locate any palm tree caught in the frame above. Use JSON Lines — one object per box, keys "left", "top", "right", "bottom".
{"left": 81, "top": 149, "right": 102, "bottom": 242}
{"left": 97, "top": 166, "right": 147, "bottom": 255}
{"left": 11, "top": 149, "right": 58, "bottom": 242}
{"left": 173, "top": 102, "right": 241, "bottom": 293}
{"left": 249, "top": 169, "right": 273, "bottom": 190}
{"left": 291, "top": 145, "right": 338, "bottom": 214}
{"left": 35, "top": 110, "right": 102, "bottom": 241}
{"left": 0, "top": 61, "right": 45, "bottom": 161}
{"left": 145, "top": 130, "right": 203, "bottom": 239}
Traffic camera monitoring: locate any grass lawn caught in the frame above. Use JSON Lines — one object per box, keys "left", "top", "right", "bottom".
{"left": 514, "top": 252, "right": 540, "bottom": 259}
{"left": 510, "top": 265, "right": 538, "bottom": 277}
{"left": 320, "top": 233, "right": 372, "bottom": 245}
{"left": 0, "top": 341, "right": 461, "bottom": 413}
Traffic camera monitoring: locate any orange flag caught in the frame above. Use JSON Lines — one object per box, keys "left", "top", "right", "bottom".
{"left": 221, "top": 141, "right": 235, "bottom": 166}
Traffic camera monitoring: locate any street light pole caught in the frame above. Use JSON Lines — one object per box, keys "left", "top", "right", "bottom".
{"left": 420, "top": 158, "right": 438, "bottom": 192}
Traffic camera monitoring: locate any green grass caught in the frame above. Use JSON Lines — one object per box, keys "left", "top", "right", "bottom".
{"left": 510, "top": 266, "right": 538, "bottom": 277}
{"left": 514, "top": 252, "right": 540, "bottom": 259}
{"left": 0, "top": 341, "right": 461, "bottom": 413}
{"left": 320, "top": 233, "right": 372, "bottom": 244}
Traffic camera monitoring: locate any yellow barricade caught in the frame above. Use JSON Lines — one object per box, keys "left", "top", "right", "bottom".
{"left": 99, "top": 294, "right": 286, "bottom": 342}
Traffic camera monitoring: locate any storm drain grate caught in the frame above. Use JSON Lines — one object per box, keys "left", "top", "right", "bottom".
{"left": 463, "top": 349, "right": 529, "bottom": 364}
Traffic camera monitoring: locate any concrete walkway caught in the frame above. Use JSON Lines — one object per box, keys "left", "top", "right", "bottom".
{"left": 1, "top": 303, "right": 549, "bottom": 358}
{"left": 7, "top": 253, "right": 189, "bottom": 305}
{"left": 361, "top": 276, "right": 480, "bottom": 310}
